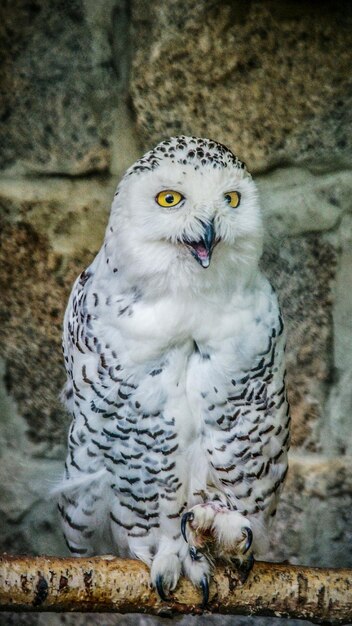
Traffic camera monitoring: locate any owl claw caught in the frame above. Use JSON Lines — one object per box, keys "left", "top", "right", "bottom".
{"left": 189, "top": 546, "right": 202, "bottom": 561}
{"left": 181, "top": 511, "right": 194, "bottom": 542}
{"left": 155, "top": 575, "right": 168, "bottom": 602}
{"left": 200, "top": 574, "right": 209, "bottom": 608}
{"left": 242, "top": 526, "right": 253, "bottom": 554}
{"left": 233, "top": 553, "right": 255, "bottom": 584}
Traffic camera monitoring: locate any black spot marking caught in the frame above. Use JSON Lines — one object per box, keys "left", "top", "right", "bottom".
{"left": 59, "top": 575, "right": 68, "bottom": 591}
{"left": 83, "top": 570, "right": 93, "bottom": 592}
{"left": 150, "top": 368, "right": 162, "bottom": 376}
{"left": 33, "top": 576, "right": 49, "bottom": 606}
{"left": 125, "top": 136, "right": 247, "bottom": 178}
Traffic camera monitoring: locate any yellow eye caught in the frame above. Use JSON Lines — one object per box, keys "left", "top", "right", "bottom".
{"left": 156, "top": 190, "right": 183, "bottom": 208}
{"left": 224, "top": 191, "right": 241, "bottom": 208}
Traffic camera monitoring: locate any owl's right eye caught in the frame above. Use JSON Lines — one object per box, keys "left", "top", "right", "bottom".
{"left": 156, "top": 190, "right": 184, "bottom": 208}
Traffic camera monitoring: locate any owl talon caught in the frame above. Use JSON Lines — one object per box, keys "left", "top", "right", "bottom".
{"left": 244, "top": 553, "right": 255, "bottom": 574}
{"left": 242, "top": 526, "right": 253, "bottom": 554}
{"left": 181, "top": 511, "right": 194, "bottom": 542}
{"left": 190, "top": 546, "right": 202, "bottom": 561}
{"left": 233, "top": 553, "right": 255, "bottom": 584}
{"left": 155, "top": 575, "right": 168, "bottom": 602}
{"left": 200, "top": 574, "right": 209, "bottom": 608}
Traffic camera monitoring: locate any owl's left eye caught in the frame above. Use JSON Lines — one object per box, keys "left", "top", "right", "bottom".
{"left": 224, "top": 191, "right": 241, "bottom": 208}
{"left": 156, "top": 190, "right": 184, "bottom": 208}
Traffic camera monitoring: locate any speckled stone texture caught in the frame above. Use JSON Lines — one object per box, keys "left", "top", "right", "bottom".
{"left": 270, "top": 456, "right": 352, "bottom": 567}
{"left": 0, "top": 219, "right": 75, "bottom": 444}
{"left": 131, "top": 0, "right": 352, "bottom": 171}
{"left": 0, "top": 178, "right": 113, "bottom": 445}
{"left": 0, "top": 0, "right": 122, "bottom": 175}
{"left": 262, "top": 235, "right": 336, "bottom": 450}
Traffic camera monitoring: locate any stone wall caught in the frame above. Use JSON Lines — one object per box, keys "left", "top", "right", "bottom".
{"left": 0, "top": 1, "right": 352, "bottom": 624}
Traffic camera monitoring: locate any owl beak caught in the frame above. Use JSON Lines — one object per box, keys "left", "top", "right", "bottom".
{"left": 185, "top": 220, "right": 216, "bottom": 269}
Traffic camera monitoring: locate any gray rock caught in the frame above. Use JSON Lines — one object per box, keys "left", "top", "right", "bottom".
{"left": 0, "top": 359, "right": 66, "bottom": 556}
{"left": 0, "top": 0, "right": 124, "bottom": 175}
{"left": 258, "top": 168, "right": 352, "bottom": 237}
{"left": 270, "top": 456, "right": 352, "bottom": 567}
{"left": 131, "top": 1, "right": 352, "bottom": 171}
{"left": 0, "top": 176, "right": 115, "bottom": 445}
{"left": 262, "top": 234, "right": 336, "bottom": 451}
{"left": 323, "top": 214, "right": 352, "bottom": 455}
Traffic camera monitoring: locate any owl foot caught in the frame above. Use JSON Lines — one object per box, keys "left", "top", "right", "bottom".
{"left": 151, "top": 552, "right": 181, "bottom": 601}
{"left": 181, "top": 502, "right": 253, "bottom": 560}
{"left": 182, "top": 544, "right": 211, "bottom": 607}
{"left": 181, "top": 504, "right": 253, "bottom": 606}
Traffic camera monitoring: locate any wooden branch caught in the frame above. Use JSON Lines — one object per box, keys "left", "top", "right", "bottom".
{"left": 0, "top": 556, "right": 351, "bottom": 624}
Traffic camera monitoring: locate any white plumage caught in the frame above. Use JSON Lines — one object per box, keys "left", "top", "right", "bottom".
{"left": 58, "top": 136, "right": 289, "bottom": 602}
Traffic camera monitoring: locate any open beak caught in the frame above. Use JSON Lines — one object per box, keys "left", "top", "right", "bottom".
{"left": 184, "top": 220, "right": 217, "bottom": 269}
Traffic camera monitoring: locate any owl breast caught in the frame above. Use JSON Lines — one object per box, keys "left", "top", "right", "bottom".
{"left": 95, "top": 275, "right": 283, "bottom": 503}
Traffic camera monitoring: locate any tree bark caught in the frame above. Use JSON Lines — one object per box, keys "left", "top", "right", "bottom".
{"left": 0, "top": 555, "right": 351, "bottom": 624}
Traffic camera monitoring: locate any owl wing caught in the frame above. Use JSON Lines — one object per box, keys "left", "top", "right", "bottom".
{"left": 58, "top": 265, "right": 185, "bottom": 560}
{"left": 197, "top": 303, "right": 290, "bottom": 553}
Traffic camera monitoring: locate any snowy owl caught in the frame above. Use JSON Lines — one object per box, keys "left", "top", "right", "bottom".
{"left": 58, "top": 136, "right": 290, "bottom": 605}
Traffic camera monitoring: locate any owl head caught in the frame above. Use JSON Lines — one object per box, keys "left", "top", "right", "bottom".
{"left": 105, "top": 137, "right": 263, "bottom": 293}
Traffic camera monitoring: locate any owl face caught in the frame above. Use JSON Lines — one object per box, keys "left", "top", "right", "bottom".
{"left": 107, "top": 137, "right": 263, "bottom": 289}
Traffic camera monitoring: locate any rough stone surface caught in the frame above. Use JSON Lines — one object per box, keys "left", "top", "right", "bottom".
{"left": 262, "top": 234, "right": 336, "bottom": 450}
{"left": 333, "top": 215, "right": 352, "bottom": 375}
{"left": 0, "top": 177, "right": 113, "bottom": 445}
{"left": 269, "top": 456, "right": 352, "bottom": 568}
{"left": 0, "top": 219, "right": 76, "bottom": 446}
{"left": 258, "top": 168, "right": 351, "bottom": 237}
{"left": 324, "top": 213, "right": 352, "bottom": 456}
{"left": 0, "top": 0, "right": 123, "bottom": 175}
{"left": 0, "top": 176, "right": 114, "bottom": 254}
{"left": 131, "top": 0, "right": 352, "bottom": 172}
{"left": 0, "top": 359, "right": 66, "bottom": 557}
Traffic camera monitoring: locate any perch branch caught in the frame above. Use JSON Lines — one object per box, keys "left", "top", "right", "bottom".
{"left": 0, "top": 555, "right": 351, "bottom": 624}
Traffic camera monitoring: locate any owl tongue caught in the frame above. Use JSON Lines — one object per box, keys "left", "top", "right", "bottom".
{"left": 191, "top": 242, "right": 210, "bottom": 268}
{"left": 186, "top": 220, "right": 215, "bottom": 269}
